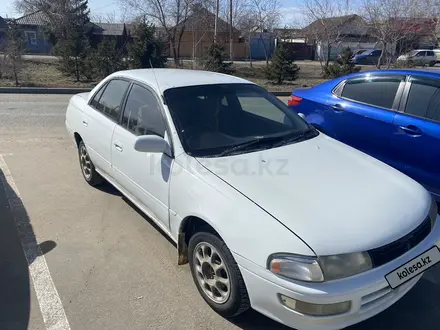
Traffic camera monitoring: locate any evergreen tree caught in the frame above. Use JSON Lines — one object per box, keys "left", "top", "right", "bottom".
{"left": 264, "top": 44, "right": 299, "bottom": 84}
{"left": 202, "top": 43, "right": 234, "bottom": 74}
{"left": 324, "top": 47, "right": 361, "bottom": 78}
{"left": 127, "top": 22, "right": 166, "bottom": 69}
{"left": 86, "top": 37, "right": 126, "bottom": 79}
{"left": 54, "top": 0, "right": 92, "bottom": 81}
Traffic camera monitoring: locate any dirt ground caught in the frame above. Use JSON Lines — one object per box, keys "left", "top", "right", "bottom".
{"left": 0, "top": 58, "right": 329, "bottom": 91}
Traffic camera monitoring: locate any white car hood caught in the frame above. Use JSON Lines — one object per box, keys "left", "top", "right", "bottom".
{"left": 197, "top": 134, "right": 431, "bottom": 256}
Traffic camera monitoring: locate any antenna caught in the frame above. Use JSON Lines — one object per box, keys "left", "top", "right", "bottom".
{"left": 147, "top": 41, "right": 165, "bottom": 104}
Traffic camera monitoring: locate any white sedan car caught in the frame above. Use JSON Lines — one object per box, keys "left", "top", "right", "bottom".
{"left": 66, "top": 69, "right": 440, "bottom": 330}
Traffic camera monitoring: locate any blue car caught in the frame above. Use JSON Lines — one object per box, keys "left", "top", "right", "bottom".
{"left": 289, "top": 69, "right": 440, "bottom": 200}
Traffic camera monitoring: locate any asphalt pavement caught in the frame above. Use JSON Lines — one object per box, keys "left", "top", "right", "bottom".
{"left": 0, "top": 94, "right": 439, "bottom": 330}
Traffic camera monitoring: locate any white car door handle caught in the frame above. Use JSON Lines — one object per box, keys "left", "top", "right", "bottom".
{"left": 82, "top": 120, "right": 88, "bottom": 127}
{"left": 114, "top": 143, "right": 123, "bottom": 152}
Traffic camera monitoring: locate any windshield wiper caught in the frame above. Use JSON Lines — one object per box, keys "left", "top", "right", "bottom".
{"left": 217, "top": 136, "right": 282, "bottom": 157}
{"left": 217, "top": 129, "right": 318, "bottom": 157}
{"left": 271, "top": 128, "right": 318, "bottom": 148}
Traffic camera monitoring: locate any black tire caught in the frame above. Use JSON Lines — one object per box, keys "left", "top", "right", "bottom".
{"left": 429, "top": 61, "right": 436, "bottom": 67}
{"left": 78, "top": 140, "right": 103, "bottom": 186}
{"left": 188, "top": 231, "right": 250, "bottom": 317}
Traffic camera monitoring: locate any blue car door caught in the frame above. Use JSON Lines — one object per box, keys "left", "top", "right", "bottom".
{"left": 390, "top": 75, "right": 440, "bottom": 198}
{"left": 325, "top": 74, "right": 406, "bottom": 163}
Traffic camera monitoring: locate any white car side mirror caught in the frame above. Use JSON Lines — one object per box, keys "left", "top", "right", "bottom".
{"left": 134, "top": 135, "right": 171, "bottom": 154}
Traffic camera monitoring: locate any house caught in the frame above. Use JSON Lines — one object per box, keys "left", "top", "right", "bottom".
{"left": 0, "top": 16, "right": 7, "bottom": 50}
{"left": 392, "top": 17, "right": 438, "bottom": 53}
{"left": 302, "top": 14, "right": 376, "bottom": 60}
{"left": 173, "top": 6, "right": 246, "bottom": 59}
{"left": 13, "top": 10, "right": 52, "bottom": 54}
{"left": 273, "top": 28, "right": 314, "bottom": 60}
{"left": 90, "top": 22, "right": 134, "bottom": 48}
{"left": 7, "top": 10, "right": 136, "bottom": 55}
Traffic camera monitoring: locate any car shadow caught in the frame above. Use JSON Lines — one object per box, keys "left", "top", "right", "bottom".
{"left": 121, "top": 196, "right": 177, "bottom": 248}
{"left": 94, "top": 180, "right": 122, "bottom": 196}
{"left": 226, "top": 265, "right": 440, "bottom": 330}
{"left": 0, "top": 168, "right": 56, "bottom": 330}
{"left": 227, "top": 309, "right": 291, "bottom": 329}
{"left": 347, "top": 265, "right": 440, "bottom": 330}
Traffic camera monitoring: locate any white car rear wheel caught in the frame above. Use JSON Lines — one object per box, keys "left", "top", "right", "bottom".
{"left": 78, "top": 141, "right": 103, "bottom": 186}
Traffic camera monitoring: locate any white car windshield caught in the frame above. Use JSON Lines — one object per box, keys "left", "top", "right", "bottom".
{"left": 407, "top": 50, "right": 418, "bottom": 56}
{"left": 164, "top": 84, "right": 317, "bottom": 157}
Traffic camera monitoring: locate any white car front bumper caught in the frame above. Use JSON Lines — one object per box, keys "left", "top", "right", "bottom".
{"left": 234, "top": 215, "right": 440, "bottom": 330}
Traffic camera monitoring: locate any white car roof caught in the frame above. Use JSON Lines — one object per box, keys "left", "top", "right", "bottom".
{"left": 112, "top": 69, "right": 253, "bottom": 94}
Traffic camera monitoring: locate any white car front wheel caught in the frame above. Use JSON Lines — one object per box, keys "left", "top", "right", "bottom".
{"left": 188, "top": 231, "right": 250, "bottom": 317}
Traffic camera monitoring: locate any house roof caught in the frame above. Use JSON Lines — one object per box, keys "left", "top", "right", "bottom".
{"left": 14, "top": 10, "right": 50, "bottom": 26}
{"left": 303, "top": 14, "right": 370, "bottom": 37}
{"left": 177, "top": 7, "right": 239, "bottom": 33}
{"left": 92, "top": 23, "right": 134, "bottom": 36}
{"left": 12, "top": 10, "right": 137, "bottom": 37}
{"left": 0, "top": 16, "right": 7, "bottom": 29}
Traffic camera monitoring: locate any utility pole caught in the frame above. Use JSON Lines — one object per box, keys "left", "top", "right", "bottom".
{"left": 214, "top": 0, "right": 219, "bottom": 43}
{"left": 229, "top": 0, "right": 233, "bottom": 60}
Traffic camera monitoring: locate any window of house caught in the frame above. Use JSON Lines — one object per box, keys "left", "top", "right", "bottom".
{"left": 24, "top": 31, "right": 37, "bottom": 45}
{"left": 405, "top": 77, "right": 440, "bottom": 122}
{"left": 341, "top": 76, "right": 404, "bottom": 109}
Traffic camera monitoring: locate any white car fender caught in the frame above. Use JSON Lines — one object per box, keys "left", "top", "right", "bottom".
{"left": 65, "top": 94, "right": 88, "bottom": 143}
{"left": 169, "top": 153, "right": 315, "bottom": 268}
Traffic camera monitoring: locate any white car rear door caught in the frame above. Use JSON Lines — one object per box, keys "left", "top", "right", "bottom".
{"left": 84, "top": 79, "right": 130, "bottom": 176}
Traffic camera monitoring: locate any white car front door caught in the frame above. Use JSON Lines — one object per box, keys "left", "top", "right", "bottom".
{"left": 111, "top": 83, "right": 172, "bottom": 230}
{"left": 83, "top": 79, "right": 130, "bottom": 176}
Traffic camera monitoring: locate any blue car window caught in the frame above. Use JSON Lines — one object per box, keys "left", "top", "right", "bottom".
{"left": 406, "top": 78, "right": 440, "bottom": 122}
{"left": 341, "top": 76, "right": 403, "bottom": 109}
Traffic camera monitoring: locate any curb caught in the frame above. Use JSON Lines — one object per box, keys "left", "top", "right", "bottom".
{"left": 0, "top": 87, "right": 92, "bottom": 94}
{"left": 0, "top": 87, "right": 292, "bottom": 96}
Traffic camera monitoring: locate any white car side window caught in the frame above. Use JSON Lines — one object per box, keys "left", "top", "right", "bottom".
{"left": 121, "top": 84, "right": 166, "bottom": 137}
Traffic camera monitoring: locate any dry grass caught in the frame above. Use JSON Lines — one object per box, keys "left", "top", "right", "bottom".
{"left": 0, "top": 58, "right": 328, "bottom": 91}
{"left": 233, "top": 64, "right": 328, "bottom": 91}
{"left": 0, "top": 60, "right": 96, "bottom": 88}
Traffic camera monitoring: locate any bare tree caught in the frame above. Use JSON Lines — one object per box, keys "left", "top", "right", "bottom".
{"left": 251, "top": 0, "right": 280, "bottom": 32}
{"left": 413, "top": 0, "right": 440, "bottom": 49}
{"left": 186, "top": 4, "right": 215, "bottom": 67}
{"left": 4, "top": 22, "right": 26, "bottom": 86}
{"left": 14, "top": 0, "right": 72, "bottom": 34}
{"left": 361, "top": 0, "right": 420, "bottom": 68}
{"left": 91, "top": 12, "right": 119, "bottom": 24}
{"left": 301, "top": 0, "right": 347, "bottom": 71}
{"left": 120, "top": 0, "right": 196, "bottom": 65}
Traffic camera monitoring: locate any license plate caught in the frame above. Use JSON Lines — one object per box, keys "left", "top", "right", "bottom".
{"left": 385, "top": 246, "right": 440, "bottom": 289}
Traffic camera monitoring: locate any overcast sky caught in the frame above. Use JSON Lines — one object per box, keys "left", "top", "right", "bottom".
{"left": 0, "top": 0, "right": 305, "bottom": 27}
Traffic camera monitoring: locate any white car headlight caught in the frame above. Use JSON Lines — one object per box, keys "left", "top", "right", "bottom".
{"left": 318, "top": 252, "right": 372, "bottom": 281}
{"left": 268, "top": 252, "right": 373, "bottom": 282}
{"left": 268, "top": 254, "right": 324, "bottom": 282}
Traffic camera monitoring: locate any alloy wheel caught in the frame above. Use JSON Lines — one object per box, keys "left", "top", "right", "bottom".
{"left": 79, "top": 144, "right": 92, "bottom": 180}
{"left": 193, "top": 242, "right": 231, "bottom": 304}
